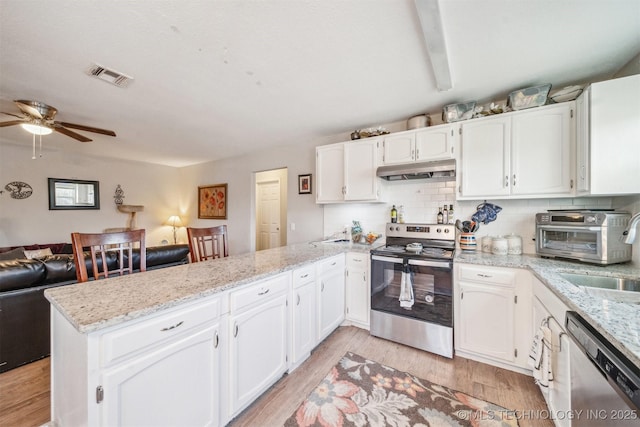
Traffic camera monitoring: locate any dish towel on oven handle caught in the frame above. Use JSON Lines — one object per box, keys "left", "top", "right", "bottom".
{"left": 528, "top": 321, "right": 554, "bottom": 388}
{"left": 399, "top": 269, "right": 414, "bottom": 309}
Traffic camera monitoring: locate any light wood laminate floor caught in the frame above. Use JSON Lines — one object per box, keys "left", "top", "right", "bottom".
{"left": 0, "top": 326, "right": 552, "bottom": 427}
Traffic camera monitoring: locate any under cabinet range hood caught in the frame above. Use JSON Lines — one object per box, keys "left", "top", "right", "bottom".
{"left": 376, "top": 159, "right": 456, "bottom": 181}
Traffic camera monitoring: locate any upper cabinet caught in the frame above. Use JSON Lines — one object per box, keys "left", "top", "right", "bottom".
{"left": 382, "top": 125, "right": 456, "bottom": 165}
{"left": 576, "top": 74, "right": 640, "bottom": 196}
{"left": 316, "top": 138, "right": 382, "bottom": 203}
{"left": 458, "top": 102, "right": 574, "bottom": 200}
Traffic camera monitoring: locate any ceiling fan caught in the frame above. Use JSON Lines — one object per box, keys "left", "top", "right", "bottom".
{"left": 0, "top": 100, "right": 116, "bottom": 142}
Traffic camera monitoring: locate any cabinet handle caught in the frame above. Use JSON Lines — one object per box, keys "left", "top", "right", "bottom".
{"left": 214, "top": 331, "right": 219, "bottom": 348}
{"left": 477, "top": 273, "right": 492, "bottom": 278}
{"left": 505, "top": 175, "right": 509, "bottom": 187}
{"left": 300, "top": 273, "right": 309, "bottom": 278}
{"left": 363, "top": 272, "right": 366, "bottom": 281}
{"left": 234, "top": 322, "right": 239, "bottom": 337}
{"left": 353, "top": 258, "right": 362, "bottom": 262}
{"left": 415, "top": 149, "right": 419, "bottom": 159}
{"left": 160, "top": 321, "right": 184, "bottom": 332}
{"left": 411, "top": 149, "right": 415, "bottom": 160}
{"left": 321, "top": 282, "right": 325, "bottom": 291}
{"left": 331, "top": 261, "right": 336, "bottom": 266}
{"left": 297, "top": 293, "right": 301, "bottom": 306}
{"left": 513, "top": 174, "right": 516, "bottom": 186}
{"left": 258, "top": 288, "right": 270, "bottom": 296}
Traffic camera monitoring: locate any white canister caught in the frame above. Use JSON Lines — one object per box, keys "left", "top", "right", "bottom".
{"left": 491, "top": 237, "right": 508, "bottom": 255}
{"left": 481, "top": 235, "right": 494, "bottom": 253}
{"left": 506, "top": 234, "right": 523, "bottom": 255}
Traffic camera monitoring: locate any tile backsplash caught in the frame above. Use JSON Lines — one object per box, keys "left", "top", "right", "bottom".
{"left": 324, "top": 179, "right": 624, "bottom": 255}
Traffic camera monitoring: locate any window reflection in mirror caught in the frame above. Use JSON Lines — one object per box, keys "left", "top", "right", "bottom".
{"left": 48, "top": 178, "right": 100, "bottom": 210}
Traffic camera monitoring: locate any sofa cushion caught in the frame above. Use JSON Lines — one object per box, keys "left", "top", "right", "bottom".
{"left": 0, "top": 259, "right": 46, "bottom": 292}
{"left": 0, "top": 247, "right": 26, "bottom": 261}
{"left": 125, "top": 244, "right": 190, "bottom": 270}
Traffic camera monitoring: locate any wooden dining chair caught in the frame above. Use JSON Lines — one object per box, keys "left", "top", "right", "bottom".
{"left": 186, "top": 225, "right": 228, "bottom": 262}
{"left": 71, "top": 229, "right": 146, "bottom": 283}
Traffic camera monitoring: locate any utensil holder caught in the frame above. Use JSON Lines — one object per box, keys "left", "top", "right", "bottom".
{"left": 459, "top": 232, "right": 477, "bottom": 251}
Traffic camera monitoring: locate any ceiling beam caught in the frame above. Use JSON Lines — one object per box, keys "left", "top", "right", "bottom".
{"left": 414, "top": 0, "right": 453, "bottom": 91}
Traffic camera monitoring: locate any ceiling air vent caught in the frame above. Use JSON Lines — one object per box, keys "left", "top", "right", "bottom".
{"left": 86, "top": 63, "right": 133, "bottom": 88}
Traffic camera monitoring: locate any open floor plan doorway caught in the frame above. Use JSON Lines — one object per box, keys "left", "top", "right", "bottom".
{"left": 255, "top": 168, "right": 287, "bottom": 251}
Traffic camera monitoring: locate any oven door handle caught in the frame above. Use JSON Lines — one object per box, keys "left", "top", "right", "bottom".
{"left": 408, "top": 258, "right": 452, "bottom": 269}
{"left": 371, "top": 255, "right": 404, "bottom": 264}
{"left": 539, "top": 225, "right": 601, "bottom": 231}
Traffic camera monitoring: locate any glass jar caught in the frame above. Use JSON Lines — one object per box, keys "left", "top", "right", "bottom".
{"left": 491, "top": 237, "right": 508, "bottom": 255}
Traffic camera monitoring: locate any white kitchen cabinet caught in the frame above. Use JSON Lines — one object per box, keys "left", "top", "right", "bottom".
{"left": 382, "top": 125, "right": 456, "bottom": 165}
{"left": 455, "top": 264, "right": 532, "bottom": 372}
{"left": 316, "top": 139, "right": 382, "bottom": 203}
{"left": 532, "top": 278, "right": 571, "bottom": 427}
{"left": 576, "top": 74, "right": 640, "bottom": 195}
{"left": 51, "top": 295, "right": 228, "bottom": 427}
{"left": 458, "top": 102, "right": 574, "bottom": 199}
{"left": 345, "top": 252, "right": 370, "bottom": 329}
{"left": 317, "top": 254, "right": 346, "bottom": 342}
{"left": 229, "top": 273, "right": 289, "bottom": 418}
{"left": 290, "top": 265, "right": 317, "bottom": 370}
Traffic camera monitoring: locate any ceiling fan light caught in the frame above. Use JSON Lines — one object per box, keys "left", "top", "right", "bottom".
{"left": 20, "top": 123, "right": 53, "bottom": 135}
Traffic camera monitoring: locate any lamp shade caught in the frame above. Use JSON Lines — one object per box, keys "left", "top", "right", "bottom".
{"left": 166, "top": 215, "right": 183, "bottom": 227}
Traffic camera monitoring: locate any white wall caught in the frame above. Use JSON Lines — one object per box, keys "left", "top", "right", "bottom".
{"left": 0, "top": 142, "right": 181, "bottom": 247}
{"left": 178, "top": 139, "right": 325, "bottom": 255}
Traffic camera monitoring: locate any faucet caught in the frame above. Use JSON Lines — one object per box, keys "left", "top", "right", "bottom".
{"left": 623, "top": 212, "right": 640, "bottom": 244}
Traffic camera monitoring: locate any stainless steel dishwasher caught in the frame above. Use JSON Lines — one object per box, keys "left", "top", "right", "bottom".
{"left": 566, "top": 312, "right": 640, "bottom": 426}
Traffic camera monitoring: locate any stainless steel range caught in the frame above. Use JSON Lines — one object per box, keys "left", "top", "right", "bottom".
{"left": 370, "top": 223, "right": 455, "bottom": 358}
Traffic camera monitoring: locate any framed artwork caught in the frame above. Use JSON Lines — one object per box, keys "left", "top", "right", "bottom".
{"left": 198, "top": 183, "right": 227, "bottom": 219}
{"left": 298, "top": 174, "right": 312, "bottom": 194}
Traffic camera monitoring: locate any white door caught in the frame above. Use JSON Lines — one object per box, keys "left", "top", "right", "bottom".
{"left": 383, "top": 132, "right": 415, "bottom": 165}
{"left": 317, "top": 263, "right": 346, "bottom": 342}
{"left": 292, "top": 280, "right": 317, "bottom": 366}
{"left": 229, "top": 294, "right": 288, "bottom": 417}
{"left": 257, "top": 180, "right": 281, "bottom": 250}
{"left": 101, "top": 324, "right": 221, "bottom": 427}
{"left": 344, "top": 139, "right": 379, "bottom": 201}
{"left": 511, "top": 103, "right": 573, "bottom": 195}
{"left": 315, "top": 144, "right": 345, "bottom": 203}
{"left": 415, "top": 125, "right": 455, "bottom": 161}
{"left": 459, "top": 116, "right": 511, "bottom": 198}
{"left": 345, "top": 258, "right": 369, "bottom": 327}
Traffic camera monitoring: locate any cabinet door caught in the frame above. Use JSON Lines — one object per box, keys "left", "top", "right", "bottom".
{"left": 101, "top": 323, "right": 223, "bottom": 427}
{"left": 316, "top": 143, "right": 344, "bottom": 203}
{"left": 415, "top": 125, "right": 455, "bottom": 161}
{"left": 383, "top": 132, "right": 415, "bottom": 165}
{"left": 457, "top": 281, "right": 515, "bottom": 363}
{"left": 345, "top": 254, "right": 369, "bottom": 327}
{"left": 291, "top": 280, "right": 316, "bottom": 366}
{"left": 229, "top": 293, "right": 288, "bottom": 416}
{"left": 459, "top": 116, "right": 511, "bottom": 198}
{"left": 344, "top": 139, "right": 379, "bottom": 201}
{"left": 317, "top": 262, "right": 345, "bottom": 342}
{"left": 576, "top": 88, "right": 590, "bottom": 193}
{"left": 511, "top": 103, "right": 573, "bottom": 195}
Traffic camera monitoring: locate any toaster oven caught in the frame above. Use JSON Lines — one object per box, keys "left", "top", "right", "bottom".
{"left": 535, "top": 210, "right": 631, "bottom": 264}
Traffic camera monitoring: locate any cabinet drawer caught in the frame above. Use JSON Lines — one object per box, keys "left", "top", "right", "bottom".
{"left": 458, "top": 265, "right": 516, "bottom": 286}
{"left": 347, "top": 252, "right": 368, "bottom": 266}
{"left": 292, "top": 265, "right": 316, "bottom": 287}
{"left": 317, "top": 255, "right": 345, "bottom": 275}
{"left": 101, "top": 296, "right": 221, "bottom": 366}
{"left": 230, "top": 273, "right": 290, "bottom": 312}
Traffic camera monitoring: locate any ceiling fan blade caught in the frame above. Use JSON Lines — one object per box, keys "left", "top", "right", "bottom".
{"left": 53, "top": 125, "right": 92, "bottom": 142}
{"left": 55, "top": 121, "right": 116, "bottom": 137}
{"left": 14, "top": 100, "right": 44, "bottom": 119}
{"left": 0, "top": 120, "right": 25, "bottom": 127}
{"left": 1, "top": 112, "right": 24, "bottom": 119}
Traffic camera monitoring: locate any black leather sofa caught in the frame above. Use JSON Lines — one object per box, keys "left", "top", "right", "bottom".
{"left": 0, "top": 243, "right": 190, "bottom": 373}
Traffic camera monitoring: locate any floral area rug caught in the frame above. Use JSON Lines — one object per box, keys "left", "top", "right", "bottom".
{"left": 285, "top": 352, "right": 519, "bottom": 427}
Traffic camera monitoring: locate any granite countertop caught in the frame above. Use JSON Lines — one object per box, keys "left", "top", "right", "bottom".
{"left": 455, "top": 251, "right": 640, "bottom": 369}
{"left": 44, "top": 240, "right": 377, "bottom": 334}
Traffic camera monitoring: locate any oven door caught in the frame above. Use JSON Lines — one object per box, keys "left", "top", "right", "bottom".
{"left": 536, "top": 225, "right": 603, "bottom": 262}
{"left": 370, "top": 254, "right": 452, "bottom": 327}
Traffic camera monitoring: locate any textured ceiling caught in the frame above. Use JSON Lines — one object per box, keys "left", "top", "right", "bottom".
{"left": 1, "top": 0, "right": 639, "bottom": 167}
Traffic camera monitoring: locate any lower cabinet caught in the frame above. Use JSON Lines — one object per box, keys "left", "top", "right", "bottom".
{"left": 345, "top": 252, "right": 370, "bottom": 328}
{"left": 290, "top": 265, "right": 317, "bottom": 370}
{"left": 317, "top": 254, "right": 346, "bottom": 342}
{"left": 228, "top": 273, "right": 290, "bottom": 418}
{"left": 454, "top": 264, "right": 532, "bottom": 372}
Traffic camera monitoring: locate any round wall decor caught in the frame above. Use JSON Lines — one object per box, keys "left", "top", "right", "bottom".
{"left": 4, "top": 181, "right": 33, "bottom": 199}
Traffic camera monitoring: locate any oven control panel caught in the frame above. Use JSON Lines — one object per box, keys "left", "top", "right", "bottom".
{"left": 386, "top": 223, "right": 455, "bottom": 240}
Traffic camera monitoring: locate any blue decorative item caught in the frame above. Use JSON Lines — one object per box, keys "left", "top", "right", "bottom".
{"left": 472, "top": 202, "right": 502, "bottom": 225}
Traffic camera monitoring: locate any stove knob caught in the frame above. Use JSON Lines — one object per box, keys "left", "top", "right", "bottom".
{"left": 395, "top": 226, "right": 400, "bottom": 231}
{"left": 389, "top": 226, "right": 394, "bottom": 232}
{"left": 444, "top": 228, "right": 450, "bottom": 233}
{"left": 436, "top": 228, "right": 442, "bottom": 233}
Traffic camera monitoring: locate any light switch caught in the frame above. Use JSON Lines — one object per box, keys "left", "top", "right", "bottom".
{"left": 290, "top": 223, "right": 296, "bottom": 231}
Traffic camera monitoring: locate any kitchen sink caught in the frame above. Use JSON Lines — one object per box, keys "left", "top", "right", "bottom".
{"left": 559, "top": 272, "right": 640, "bottom": 304}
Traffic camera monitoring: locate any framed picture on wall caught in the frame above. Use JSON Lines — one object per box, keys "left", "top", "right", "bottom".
{"left": 198, "top": 183, "right": 227, "bottom": 219}
{"left": 298, "top": 174, "right": 312, "bottom": 194}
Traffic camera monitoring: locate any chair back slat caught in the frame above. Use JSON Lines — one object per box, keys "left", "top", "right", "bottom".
{"left": 187, "top": 225, "right": 228, "bottom": 262}
{"left": 71, "top": 230, "right": 146, "bottom": 282}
